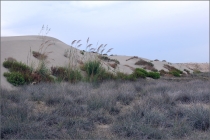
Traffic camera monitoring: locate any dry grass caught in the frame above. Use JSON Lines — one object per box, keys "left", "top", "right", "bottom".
{"left": 1, "top": 78, "right": 209, "bottom": 139}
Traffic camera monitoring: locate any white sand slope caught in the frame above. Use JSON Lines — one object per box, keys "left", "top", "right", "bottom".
{"left": 1, "top": 35, "right": 204, "bottom": 90}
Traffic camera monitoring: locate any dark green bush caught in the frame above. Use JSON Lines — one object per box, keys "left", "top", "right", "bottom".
{"left": 3, "top": 61, "right": 14, "bottom": 68}
{"left": 3, "top": 72, "right": 11, "bottom": 77}
{"left": 6, "top": 72, "right": 25, "bottom": 86}
{"left": 147, "top": 72, "right": 160, "bottom": 79}
{"left": 170, "top": 71, "right": 180, "bottom": 77}
{"left": 3, "top": 60, "right": 31, "bottom": 73}
{"left": 133, "top": 68, "right": 148, "bottom": 78}
{"left": 134, "top": 71, "right": 146, "bottom": 78}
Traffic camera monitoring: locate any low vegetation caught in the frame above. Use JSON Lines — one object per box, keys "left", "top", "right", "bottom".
{"left": 164, "top": 64, "right": 184, "bottom": 77}
{"left": 1, "top": 25, "right": 209, "bottom": 139}
{"left": 135, "top": 59, "right": 158, "bottom": 72}
{"left": 1, "top": 79, "right": 209, "bottom": 139}
{"left": 32, "top": 51, "right": 47, "bottom": 60}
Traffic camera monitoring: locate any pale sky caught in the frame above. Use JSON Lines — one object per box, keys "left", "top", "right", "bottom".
{"left": 1, "top": 1, "right": 209, "bottom": 63}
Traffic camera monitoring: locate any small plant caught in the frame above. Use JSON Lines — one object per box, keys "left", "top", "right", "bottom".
{"left": 3, "top": 72, "right": 11, "bottom": 77}
{"left": 162, "top": 60, "right": 167, "bottom": 62}
{"left": 3, "top": 59, "right": 32, "bottom": 74}
{"left": 84, "top": 60, "right": 101, "bottom": 77}
{"left": 159, "top": 69, "right": 168, "bottom": 76}
{"left": 154, "top": 59, "right": 159, "bottom": 61}
{"left": 115, "top": 72, "right": 130, "bottom": 80}
{"left": 147, "top": 72, "right": 160, "bottom": 79}
{"left": 164, "top": 64, "right": 183, "bottom": 76}
{"left": 6, "top": 72, "right": 25, "bottom": 86}
{"left": 32, "top": 51, "right": 47, "bottom": 60}
{"left": 170, "top": 71, "right": 180, "bottom": 77}
{"left": 80, "top": 50, "right": 84, "bottom": 55}
{"left": 135, "top": 59, "right": 154, "bottom": 67}
{"left": 51, "top": 66, "right": 67, "bottom": 79}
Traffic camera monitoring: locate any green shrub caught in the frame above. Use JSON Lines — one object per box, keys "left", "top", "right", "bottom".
{"left": 3, "top": 72, "right": 11, "bottom": 77}
{"left": 84, "top": 60, "right": 101, "bottom": 77}
{"left": 66, "top": 69, "right": 82, "bottom": 83}
{"left": 127, "top": 74, "right": 137, "bottom": 81}
{"left": 135, "top": 68, "right": 148, "bottom": 75}
{"left": 170, "top": 71, "right": 180, "bottom": 77}
{"left": 36, "top": 61, "right": 50, "bottom": 78}
{"left": 6, "top": 72, "right": 25, "bottom": 86}
{"left": 133, "top": 68, "right": 148, "bottom": 78}
{"left": 3, "top": 60, "right": 31, "bottom": 73}
{"left": 115, "top": 72, "right": 129, "bottom": 80}
{"left": 3, "top": 61, "right": 14, "bottom": 68}
{"left": 134, "top": 70, "right": 146, "bottom": 78}
{"left": 147, "top": 72, "right": 160, "bottom": 79}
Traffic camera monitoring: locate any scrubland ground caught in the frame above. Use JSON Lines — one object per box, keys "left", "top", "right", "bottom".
{"left": 1, "top": 75, "right": 210, "bottom": 139}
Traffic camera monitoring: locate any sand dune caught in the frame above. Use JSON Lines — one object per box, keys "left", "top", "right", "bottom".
{"left": 1, "top": 35, "right": 207, "bottom": 90}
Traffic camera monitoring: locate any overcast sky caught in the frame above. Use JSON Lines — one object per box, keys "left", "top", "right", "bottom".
{"left": 1, "top": 1, "right": 209, "bottom": 63}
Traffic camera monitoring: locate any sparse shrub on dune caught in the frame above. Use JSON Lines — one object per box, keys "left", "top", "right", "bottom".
{"left": 135, "top": 59, "right": 154, "bottom": 67}
{"left": 3, "top": 60, "right": 31, "bottom": 73}
{"left": 159, "top": 69, "right": 168, "bottom": 76}
{"left": 170, "top": 71, "right": 180, "bottom": 77}
{"left": 164, "top": 64, "right": 183, "bottom": 75}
